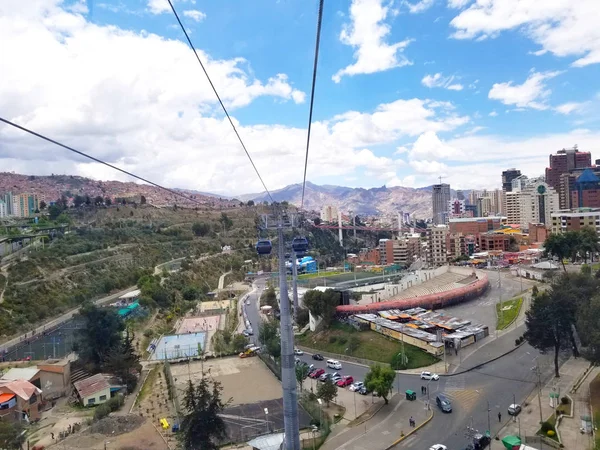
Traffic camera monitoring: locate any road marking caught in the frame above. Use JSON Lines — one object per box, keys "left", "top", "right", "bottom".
{"left": 444, "top": 389, "right": 481, "bottom": 412}
{"left": 399, "top": 436, "right": 417, "bottom": 446}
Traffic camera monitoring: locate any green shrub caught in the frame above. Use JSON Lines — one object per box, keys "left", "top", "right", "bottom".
{"left": 337, "top": 336, "right": 348, "bottom": 345}
{"left": 328, "top": 336, "right": 337, "bottom": 344}
{"left": 94, "top": 403, "right": 111, "bottom": 421}
{"left": 143, "top": 329, "right": 154, "bottom": 338}
{"left": 561, "top": 396, "right": 569, "bottom": 405}
{"left": 540, "top": 421, "right": 555, "bottom": 433}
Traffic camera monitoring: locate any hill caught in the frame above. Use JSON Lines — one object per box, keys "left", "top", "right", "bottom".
{"left": 239, "top": 181, "right": 433, "bottom": 218}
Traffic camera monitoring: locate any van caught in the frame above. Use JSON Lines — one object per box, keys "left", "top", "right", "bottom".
{"left": 436, "top": 393, "right": 452, "bottom": 413}
{"left": 326, "top": 359, "right": 342, "bottom": 370}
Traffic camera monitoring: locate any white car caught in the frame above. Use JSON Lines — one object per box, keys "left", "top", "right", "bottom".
{"left": 420, "top": 371, "right": 439, "bottom": 381}
{"left": 326, "top": 359, "right": 342, "bottom": 370}
{"left": 429, "top": 445, "right": 447, "bottom": 450}
{"left": 349, "top": 382, "right": 364, "bottom": 392}
{"left": 508, "top": 404, "right": 522, "bottom": 415}
{"left": 294, "top": 349, "right": 304, "bottom": 356}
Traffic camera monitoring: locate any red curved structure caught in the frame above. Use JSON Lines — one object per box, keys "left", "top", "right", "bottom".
{"left": 336, "top": 273, "right": 489, "bottom": 315}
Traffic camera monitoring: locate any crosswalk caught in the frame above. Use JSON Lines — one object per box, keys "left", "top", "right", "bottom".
{"left": 444, "top": 389, "right": 481, "bottom": 412}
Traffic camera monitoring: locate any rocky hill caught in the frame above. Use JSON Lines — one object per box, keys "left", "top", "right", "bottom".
{"left": 239, "top": 181, "right": 434, "bottom": 218}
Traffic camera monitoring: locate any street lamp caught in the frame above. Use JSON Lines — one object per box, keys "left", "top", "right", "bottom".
{"left": 317, "top": 398, "right": 323, "bottom": 428}
{"left": 264, "top": 407, "right": 269, "bottom": 433}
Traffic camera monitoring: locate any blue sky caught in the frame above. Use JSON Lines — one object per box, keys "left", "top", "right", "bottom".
{"left": 1, "top": 0, "right": 599, "bottom": 194}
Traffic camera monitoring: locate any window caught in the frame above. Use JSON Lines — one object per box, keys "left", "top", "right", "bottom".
{"left": 29, "top": 394, "right": 37, "bottom": 405}
{"left": 99, "top": 395, "right": 107, "bottom": 401}
{"left": 87, "top": 398, "right": 96, "bottom": 405}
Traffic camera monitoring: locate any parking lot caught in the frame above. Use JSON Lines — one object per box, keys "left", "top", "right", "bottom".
{"left": 170, "top": 355, "right": 282, "bottom": 406}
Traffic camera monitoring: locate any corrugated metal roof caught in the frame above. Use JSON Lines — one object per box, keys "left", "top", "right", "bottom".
{"left": 0, "top": 380, "right": 42, "bottom": 401}
{"left": 73, "top": 374, "right": 110, "bottom": 398}
{"left": 247, "top": 432, "right": 284, "bottom": 450}
{"left": 1, "top": 367, "right": 40, "bottom": 381}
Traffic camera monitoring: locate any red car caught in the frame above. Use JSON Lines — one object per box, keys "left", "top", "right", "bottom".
{"left": 336, "top": 376, "right": 354, "bottom": 387}
{"left": 309, "top": 368, "right": 325, "bottom": 379}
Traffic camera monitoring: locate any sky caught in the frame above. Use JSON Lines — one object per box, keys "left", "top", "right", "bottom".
{"left": 1, "top": 0, "right": 600, "bottom": 196}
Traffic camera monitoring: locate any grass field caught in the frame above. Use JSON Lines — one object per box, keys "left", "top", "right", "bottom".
{"left": 296, "top": 323, "right": 438, "bottom": 369}
{"left": 496, "top": 297, "right": 523, "bottom": 330}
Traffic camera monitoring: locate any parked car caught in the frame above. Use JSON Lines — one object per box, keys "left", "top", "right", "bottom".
{"left": 349, "top": 382, "right": 364, "bottom": 392}
{"left": 420, "top": 371, "right": 440, "bottom": 381}
{"left": 326, "top": 359, "right": 342, "bottom": 370}
{"left": 312, "top": 353, "right": 324, "bottom": 361}
{"left": 508, "top": 404, "right": 522, "bottom": 416}
{"left": 331, "top": 372, "right": 341, "bottom": 382}
{"left": 309, "top": 368, "right": 325, "bottom": 379}
{"left": 336, "top": 376, "right": 354, "bottom": 387}
{"left": 429, "top": 445, "right": 447, "bottom": 450}
{"left": 358, "top": 386, "right": 370, "bottom": 395}
{"left": 294, "top": 349, "right": 304, "bottom": 356}
{"left": 436, "top": 394, "right": 452, "bottom": 413}
{"left": 320, "top": 372, "right": 340, "bottom": 382}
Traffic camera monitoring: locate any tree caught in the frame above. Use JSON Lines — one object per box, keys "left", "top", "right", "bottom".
{"left": 73, "top": 195, "right": 85, "bottom": 208}
{"left": 266, "top": 336, "right": 281, "bottom": 358}
{"left": 232, "top": 333, "right": 248, "bottom": 353}
{"left": 576, "top": 293, "right": 600, "bottom": 363}
{"left": 364, "top": 364, "right": 395, "bottom": 404}
{"left": 85, "top": 195, "right": 91, "bottom": 206}
{"left": 192, "top": 222, "right": 211, "bottom": 237}
{"left": 259, "top": 320, "right": 279, "bottom": 344}
{"left": 524, "top": 288, "right": 578, "bottom": 378}
{"left": 303, "top": 289, "right": 341, "bottom": 328}
{"left": 313, "top": 217, "right": 321, "bottom": 226}
{"left": 295, "top": 364, "right": 310, "bottom": 391}
{"left": 39, "top": 200, "right": 47, "bottom": 210}
{"left": 105, "top": 197, "right": 112, "bottom": 206}
{"left": 180, "top": 377, "right": 229, "bottom": 450}
{"left": 183, "top": 286, "right": 199, "bottom": 300}
{"left": 579, "top": 227, "right": 600, "bottom": 262}
{"left": 219, "top": 213, "right": 233, "bottom": 231}
{"left": 316, "top": 378, "right": 337, "bottom": 405}
{"left": 94, "top": 195, "right": 104, "bottom": 206}
{"left": 48, "top": 204, "right": 62, "bottom": 220}
{"left": 74, "top": 303, "right": 125, "bottom": 371}
{"left": 105, "top": 328, "right": 141, "bottom": 393}
{"left": 260, "top": 286, "right": 278, "bottom": 309}
{"left": 0, "top": 421, "right": 25, "bottom": 449}
{"left": 140, "top": 195, "right": 147, "bottom": 205}
{"left": 543, "top": 233, "right": 570, "bottom": 271}
{"left": 347, "top": 335, "right": 360, "bottom": 354}
{"left": 246, "top": 200, "right": 254, "bottom": 206}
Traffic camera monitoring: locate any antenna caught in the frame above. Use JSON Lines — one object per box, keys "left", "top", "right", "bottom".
{"left": 438, "top": 176, "right": 447, "bottom": 184}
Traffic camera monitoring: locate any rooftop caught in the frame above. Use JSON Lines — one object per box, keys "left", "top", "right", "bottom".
{"left": 1, "top": 367, "right": 40, "bottom": 381}
{"left": 0, "top": 380, "right": 42, "bottom": 401}
{"left": 73, "top": 373, "right": 110, "bottom": 398}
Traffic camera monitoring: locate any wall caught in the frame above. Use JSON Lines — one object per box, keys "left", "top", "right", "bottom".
{"left": 369, "top": 323, "right": 443, "bottom": 356}
{"left": 308, "top": 311, "right": 323, "bottom": 332}
{"left": 39, "top": 371, "right": 68, "bottom": 399}
{"left": 82, "top": 387, "right": 111, "bottom": 406}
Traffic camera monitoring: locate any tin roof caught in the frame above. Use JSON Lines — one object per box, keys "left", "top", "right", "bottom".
{"left": 73, "top": 373, "right": 110, "bottom": 398}
{"left": 1, "top": 367, "right": 40, "bottom": 381}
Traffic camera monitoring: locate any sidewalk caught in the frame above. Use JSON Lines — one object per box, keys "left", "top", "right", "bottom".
{"left": 320, "top": 393, "right": 432, "bottom": 450}
{"left": 500, "top": 357, "right": 593, "bottom": 449}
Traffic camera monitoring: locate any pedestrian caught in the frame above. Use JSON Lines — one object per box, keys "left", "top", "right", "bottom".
{"left": 498, "top": 411, "right": 502, "bottom": 422}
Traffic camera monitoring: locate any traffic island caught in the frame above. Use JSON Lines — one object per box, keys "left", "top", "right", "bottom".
{"left": 384, "top": 405, "right": 434, "bottom": 449}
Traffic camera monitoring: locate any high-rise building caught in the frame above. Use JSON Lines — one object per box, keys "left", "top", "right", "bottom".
{"left": 511, "top": 175, "right": 528, "bottom": 192}
{"left": 12, "top": 193, "right": 39, "bottom": 218}
{"left": 502, "top": 168, "right": 521, "bottom": 192}
{"left": 0, "top": 200, "right": 6, "bottom": 218}
{"left": 320, "top": 205, "right": 339, "bottom": 223}
{"left": 545, "top": 146, "right": 592, "bottom": 193}
{"left": 432, "top": 183, "right": 451, "bottom": 225}
{"left": 491, "top": 189, "right": 505, "bottom": 215}
{"left": 518, "top": 180, "right": 559, "bottom": 230}
{"left": 476, "top": 197, "right": 493, "bottom": 217}
{"left": 456, "top": 190, "right": 465, "bottom": 201}
{"left": 378, "top": 237, "right": 420, "bottom": 266}
{"left": 2, "top": 192, "right": 14, "bottom": 216}
{"left": 571, "top": 169, "right": 600, "bottom": 208}
{"left": 448, "top": 199, "right": 465, "bottom": 217}
{"left": 468, "top": 190, "right": 482, "bottom": 206}
{"left": 427, "top": 225, "right": 449, "bottom": 266}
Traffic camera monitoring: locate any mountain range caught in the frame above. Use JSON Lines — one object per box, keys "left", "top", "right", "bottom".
{"left": 1, "top": 172, "right": 438, "bottom": 218}
{"left": 238, "top": 181, "right": 434, "bottom": 218}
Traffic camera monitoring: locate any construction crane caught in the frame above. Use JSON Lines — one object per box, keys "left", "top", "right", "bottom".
{"left": 438, "top": 175, "right": 447, "bottom": 184}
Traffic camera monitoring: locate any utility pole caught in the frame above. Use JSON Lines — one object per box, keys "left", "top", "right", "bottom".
{"left": 487, "top": 400, "right": 492, "bottom": 450}
{"left": 291, "top": 250, "right": 299, "bottom": 325}
{"left": 277, "top": 219, "right": 301, "bottom": 450}
{"left": 535, "top": 359, "right": 544, "bottom": 426}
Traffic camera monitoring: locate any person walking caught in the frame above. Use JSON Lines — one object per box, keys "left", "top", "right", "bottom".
{"left": 498, "top": 411, "right": 502, "bottom": 422}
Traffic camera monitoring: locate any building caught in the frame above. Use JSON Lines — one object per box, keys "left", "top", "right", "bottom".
{"left": 456, "top": 190, "right": 465, "bottom": 201}
{"left": 432, "top": 184, "right": 451, "bottom": 225}
{"left": 528, "top": 223, "right": 549, "bottom": 244}
{"left": 571, "top": 168, "right": 600, "bottom": 208}
{"left": 476, "top": 197, "right": 493, "bottom": 216}
{"left": 427, "top": 225, "right": 449, "bottom": 266}
{"left": 468, "top": 189, "right": 482, "bottom": 206}
{"left": 0, "top": 380, "right": 42, "bottom": 422}
{"left": 545, "top": 147, "right": 592, "bottom": 193}
{"left": 378, "top": 237, "right": 420, "bottom": 266}
{"left": 518, "top": 180, "right": 559, "bottom": 230}
{"left": 320, "top": 205, "right": 339, "bottom": 223}
{"left": 357, "top": 248, "right": 380, "bottom": 265}
{"left": 12, "top": 193, "right": 39, "bottom": 218}
{"left": 511, "top": 175, "right": 528, "bottom": 192}
{"left": 449, "top": 217, "right": 504, "bottom": 234}
{"left": 447, "top": 233, "right": 467, "bottom": 260}
{"left": 491, "top": 189, "right": 505, "bottom": 215}
{"left": 36, "top": 359, "right": 72, "bottom": 399}
{"left": 1, "top": 368, "right": 41, "bottom": 390}
{"left": 502, "top": 169, "right": 522, "bottom": 192}
{"left": 476, "top": 232, "right": 511, "bottom": 252}
{"left": 0, "top": 200, "right": 6, "bottom": 218}
{"left": 73, "top": 373, "right": 111, "bottom": 407}
{"left": 448, "top": 198, "right": 465, "bottom": 217}
{"left": 505, "top": 191, "right": 522, "bottom": 226}
{"left": 2, "top": 192, "right": 14, "bottom": 216}
{"left": 551, "top": 208, "right": 600, "bottom": 234}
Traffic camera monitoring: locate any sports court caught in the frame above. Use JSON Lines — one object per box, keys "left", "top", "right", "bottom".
{"left": 150, "top": 332, "right": 206, "bottom": 360}
{"left": 176, "top": 315, "right": 220, "bottom": 334}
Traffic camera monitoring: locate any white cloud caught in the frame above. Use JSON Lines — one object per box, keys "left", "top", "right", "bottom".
{"left": 332, "top": 0, "right": 413, "bottom": 83}
{"left": 387, "top": 174, "right": 416, "bottom": 187}
{"left": 421, "top": 73, "right": 464, "bottom": 91}
{"left": 409, "top": 159, "right": 450, "bottom": 175}
{"left": 450, "top": 0, "right": 600, "bottom": 67}
{"left": 489, "top": 110, "right": 498, "bottom": 117}
{"left": 0, "top": 0, "right": 471, "bottom": 195}
{"left": 405, "top": 0, "right": 436, "bottom": 14}
{"left": 554, "top": 102, "right": 587, "bottom": 115}
{"left": 408, "top": 131, "right": 463, "bottom": 160}
{"left": 447, "top": 0, "right": 471, "bottom": 8}
{"left": 147, "top": 0, "right": 170, "bottom": 14}
{"left": 488, "top": 71, "right": 561, "bottom": 110}
{"left": 183, "top": 10, "right": 206, "bottom": 22}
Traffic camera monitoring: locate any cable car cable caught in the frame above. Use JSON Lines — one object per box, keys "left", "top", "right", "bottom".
{"left": 0, "top": 117, "right": 206, "bottom": 207}
{"left": 166, "top": 0, "right": 274, "bottom": 204}
{"left": 300, "top": 0, "right": 325, "bottom": 210}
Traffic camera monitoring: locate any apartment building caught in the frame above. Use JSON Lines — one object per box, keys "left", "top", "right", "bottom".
{"left": 546, "top": 147, "right": 592, "bottom": 194}
{"left": 502, "top": 168, "right": 521, "bottom": 192}
{"left": 518, "top": 181, "right": 559, "bottom": 231}
{"left": 320, "top": 205, "right": 339, "bottom": 223}
{"left": 378, "top": 237, "right": 420, "bottom": 266}
{"left": 551, "top": 208, "right": 600, "bottom": 234}
{"left": 449, "top": 217, "right": 504, "bottom": 234}
{"left": 427, "top": 225, "right": 449, "bottom": 266}
{"left": 432, "top": 184, "right": 451, "bottom": 225}
{"left": 476, "top": 233, "right": 511, "bottom": 252}
{"left": 0, "top": 200, "right": 6, "bottom": 218}
{"left": 12, "top": 193, "right": 39, "bottom": 218}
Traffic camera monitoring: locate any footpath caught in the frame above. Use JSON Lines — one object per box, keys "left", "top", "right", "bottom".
{"left": 500, "top": 357, "right": 596, "bottom": 450}
{"left": 320, "top": 393, "right": 432, "bottom": 450}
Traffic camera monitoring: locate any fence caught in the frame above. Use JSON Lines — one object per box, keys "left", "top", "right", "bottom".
{"left": 163, "top": 358, "right": 182, "bottom": 420}
{"left": 258, "top": 353, "right": 281, "bottom": 380}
